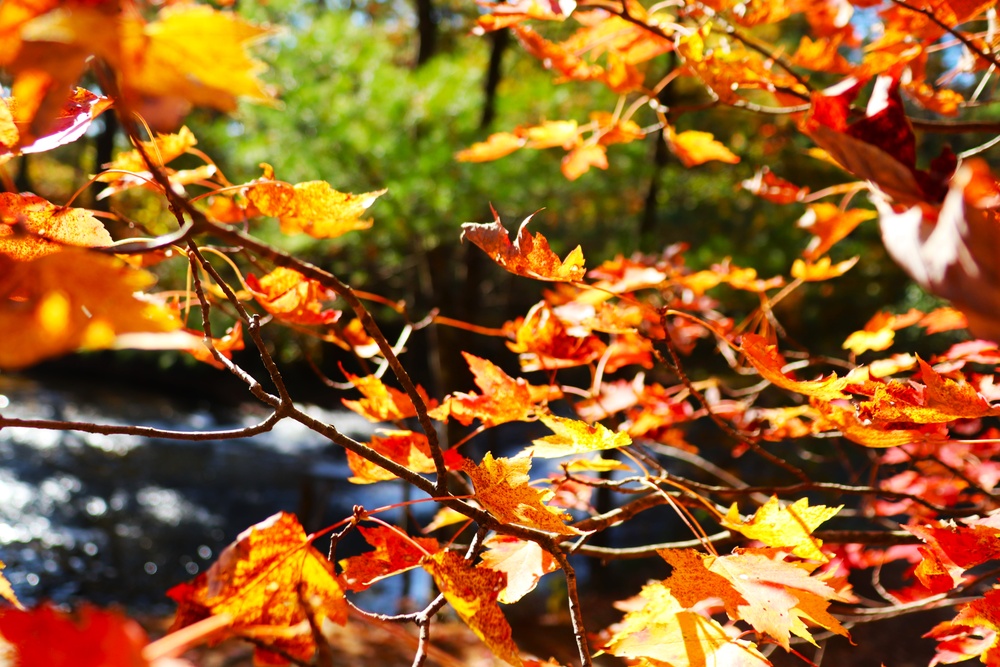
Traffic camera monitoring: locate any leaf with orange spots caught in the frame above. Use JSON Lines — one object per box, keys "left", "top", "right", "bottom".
{"left": 0, "top": 604, "right": 150, "bottom": 667}
{"left": 246, "top": 267, "right": 341, "bottom": 327}
{"left": 721, "top": 496, "right": 842, "bottom": 562}
{"left": 338, "top": 525, "right": 440, "bottom": 592}
{"left": 561, "top": 143, "right": 608, "bottom": 180}
{"left": 660, "top": 548, "right": 852, "bottom": 649}
{"left": 341, "top": 372, "right": 436, "bottom": 423}
{"left": 462, "top": 211, "right": 586, "bottom": 282}
{"left": 668, "top": 128, "right": 740, "bottom": 167}
{"left": 0, "top": 250, "right": 181, "bottom": 371}
{"left": 422, "top": 550, "right": 523, "bottom": 666}
{"left": 168, "top": 511, "right": 348, "bottom": 666}
{"left": 346, "top": 429, "right": 463, "bottom": 483}
{"left": 479, "top": 535, "right": 560, "bottom": 604}
{"left": 464, "top": 453, "right": 577, "bottom": 535}
{"left": 455, "top": 132, "right": 525, "bottom": 162}
{"left": 430, "top": 352, "right": 557, "bottom": 427}
{"left": 0, "top": 192, "right": 111, "bottom": 261}
{"left": 522, "top": 414, "right": 631, "bottom": 458}
{"left": 246, "top": 164, "right": 386, "bottom": 239}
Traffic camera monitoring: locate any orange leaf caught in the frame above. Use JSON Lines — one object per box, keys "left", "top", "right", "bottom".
{"left": 522, "top": 414, "right": 631, "bottom": 458}
{"left": 722, "top": 496, "right": 841, "bottom": 562}
{"left": 505, "top": 301, "right": 606, "bottom": 371}
{"left": 798, "top": 204, "right": 876, "bottom": 261}
{"left": 430, "top": 352, "right": 553, "bottom": 427}
{"left": 0, "top": 192, "right": 111, "bottom": 262}
{"left": 479, "top": 535, "right": 560, "bottom": 604}
{"left": 464, "top": 453, "right": 577, "bottom": 535}
{"left": 346, "top": 429, "right": 462, "bottom": 483}
{"left": 927, "top": 588, "right": 1000, "bottom": 666}
{"left": 338, "top": 525, "right": 440, "bottom": 591}
{"left": 741, "top": 167, "right": 810, "bottom": 204}
{"left": 246, "top": 267, "right": 341, "bottom": 326}
{"left": 741, "top": 333, "right": 861, "bottom": 400}
{"left": 523, "top": 120, "right": 579, "bottom": 150}
{"left": 814, "top": 400, "right": 926, "bottom": 448}
{"left": 99, "top": 125, "right": 197, "bottom": 176}
{"left": 455, "top": 132, "right": 524, "bottom": 162}
{"left": 341, "top": 371, "right": 435, "bottom": 423}
{"left": 0, "top": 561, "right": 23, "bottom": 610}
{"left": 10, "top": 87, "right": 112, "bottom": 157}
{"left": 920, "top": 307, "right": 968, "bottom": 334}
{"left": 0, "top": 250, "right": 180, "bottom": 370}
{"left": 168, "top": 512, "right": 347, "bottom": 666}
{"left": 184, "top": 322, "right": 245, "bottom": 369}
{"left": 247, "top": 164, "right": 385, "bottom": 239}
{"left": 668, "top": 128, "right": 740, "bottom": 167}
{"left": 423, "top": 551, "right": 523, "bottom": 666}
{"left": 560, "top": 143, "right": 608, "bottom": 180}
{"left": 0, "top": 604, "right": 150, "bottom": 667}
{"left": 842, "top": 308, "right": 923, "bottom": 355}
{"left": 462, "top": 210, "right": 586, "bottom": 282}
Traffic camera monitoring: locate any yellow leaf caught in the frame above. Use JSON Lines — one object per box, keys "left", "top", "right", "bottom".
{"left": 669, "top": 128, "right": 740, "bottom": 167}
{"left": 791, "top": 256, "right": 859, "bottom": 282}
{"left": 423, "top": 551, "right": 523, "bottom": 666}
{"left": 722, "top": 497, "right": 841, "bottom": 562}
{"left": 0, "top": 250, "right": 180, "bottom": 370}
{"left": 456, "top": 132, "right": 525, "bottom": 162}
{"left": 522, "top": 414, "right": 631, "bottom": 458}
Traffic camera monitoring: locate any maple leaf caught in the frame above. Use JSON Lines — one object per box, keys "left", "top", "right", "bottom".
{"left": 246, "top": 164, "right": 386, "bottom": 239}
{"left": 464, "top": 453, "right": 578, "bottom": 535}
{"left": 462, "top": 210, "right": 586, "bottom": 282}
{"left": 791, "top": 256, "right": 859, "bottom": 282}
{"left": 601, "top": 579, "right": 770, "bottom": 667}
{"left": 338, "top": 525, "right": 440, "bottom": 591}
{"left": 842, "top": 308, "right": 923, "bottom": 355}
{"left": 168, "top": 512, "right": 348, "bottom": 666}
{"left": 668, "top": 128, "right": 741, "bottom": 167}
{"left": 1, "top": 88, "right": 112, "bottom": 161}
{"left": 797, "top": 204, "right": 876, "bottom": 261}
{"left": 184, "top": 323, "right": 245, "bottom": 370}
{"left": 927, "top": 588, "right": 1000, "bottom": 666}
{"left": 741, "top": 167, "right": 810, "bottom": 204}
{"left": 521, "top": 414, "right": 631, "bottom": 458}
{"left": 659, "top": 548, "right": 851, "bottom": 650}
{"left": 905, "top": 516, "right": 1000, "bottom": 593}
{"left": 0, "top": 250, "right": 181, "bottom": 370}
{"left": 814, "top": 399, "right": 926, "bottom": 448}
{"left": 422, "top": 550, "right": 523, "bottom": 666}
{"left": 456, "top": 132, "right": 525, "bottom": 162}
{"left": 346, "top": 429, "right": 463, "bottom": 483}
{"left": 0, "top": 604, "right": 151, "bottom": 667}
{"left": 99, "top": 126, "right": 198, "bottom": 176}
{"left": 506, "top": 301, "right": 607, "bottom": 371}
{"left": 429, "top": 352, "right": 557, "bottom": 427}
{"left": 722, "top": 496, "right": 842, "bottom": 562}
{"left": 0, "top": 192, "right": 112, "bottom": 261}
{"left": 341, "top": 371, "right": 436, "bottom": 423}
{"left": 479, "top": 535, "right": 560, "bottom": 604}
{"left": 246, "top": 267, "right": 341, "bottom": 327}
{"left": 561, "top": 144, "right": 608, "bottom": 180}
{"left": 740, "top": 333, "right": 861, "bottom": 400}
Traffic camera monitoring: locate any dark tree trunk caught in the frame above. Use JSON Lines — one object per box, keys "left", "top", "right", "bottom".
{"left": 480, "top": 28, "right": 510, "bottom": 129}
{"left": 91, "top": 111, "right": 118, "bottom": 210}
{"left": 413, "top": 0, "right": 437, "bottom": 66}
{"left": 639, "top": 53, "right": 678, "bottom": 238}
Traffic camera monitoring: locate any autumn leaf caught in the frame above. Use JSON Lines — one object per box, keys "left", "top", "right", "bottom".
{"left": 905, "top": 517, "right": 1000, "bottom": 593}
{"left": 814, "top": 400, "right": 926, "bottom": 448}
{"left": 430, "top": 352, "right": 556, "bottom": 427}
{"left": 926, "top": 588, "right": 1000, "bottom": 667}
{"left": 479, "top": 535, "right": 560, "bottom": 604}
{"left": 791, "top": 256, "right": 858, "bottom": 282}
{"left": 521, "top": 414, "right": 631, "bottom": 458}
{"left": 523, "top": 120, "right": 580, "bottom": 149}
{"left": 184, "top": 323, "right": 245, "bottom": 370}
{"left": 722, "top": 496, "right": 842, "bottom": 561}
{"left": 741, "top": 167, "right": 810, "bottom": 204}
{"left": 0, "top": 250, "right": 181, "bottom": 370}
{"left": 464, "top": 453, "right": 577, "bottom": 535}
{"left": 462, "top": 210, "right": 585, "bottom": 282}
{"left": 456, "top": 131, "right": 525, "bottom": 162}
{"left": 0, "top": 604, "right": 151, "bottom": 667}
{"left": 99, "top": 125, "right": 198, "bottom": 176}
{"left": 5, "top": 87, "right": 112, "bottom": 158}
{"left": 601, "top": 580, "right": 769, "bottom": 667}
{"left": 247, "top": 164, "right": 386, "bottom": 239}
{"left": 346, "top": 429, "right": 462, "bottom": 483}
{"left": 168, "top": 511, "right": 347, "bottom": 666}
{"left": 668, "top": 128, "right": 740, "bottom": 167}
{"left": 246, "top": 267, "right": 341, "bottom": 327}
{"left": 0, "top": 192, "right": 111, "bottom": 261}
{"left": 561, "top": 144, "right": 608, "bottom": 180}
{"left": 842, "top": 308, "right": 923, "bottom": 355}
{"left": 341, "top": 371, "right": 436, "bottom": 423}
{"left": 797, "top": 204, "right": 877, "bottom": 261}
{"left": 740, "top": 333, "right": 862, "bottom": 400}
{"left": 506, "top": 301, "right": 606, "bottom": 371}
{"left": 338, "top": 525, "right": 440, "bottom": 591}
{"left": 0, "top": 561, "right": 22, "bottom": 610}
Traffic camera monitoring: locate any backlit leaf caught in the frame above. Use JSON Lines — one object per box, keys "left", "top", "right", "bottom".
{"left": 464, "top": 453, "right": 577, "bottom": 535}
{"left": 422, "top": 550, "right": 523, "bottom": 666}
{"left": 506, "top": 301, "right": 606, "bottom": 371}
{"left": 346, "top": 429, "right": 462, "bottom": 483}
{"left": 247, "top": 164, "right": 386, "bottom": 239}
{"left": 168, "top": 511, "right": 347, "bottom": 666}
{"left": 0, "top": 192, "right": 111, "bottom": 261}
{"left": 246, "top": 267, "right": 341, "bottom": 327}
{"left": 669, "top": 129, "right": 740, "bottom": 167}
{"left": 560, "top": 144, "right": 608, "bottom": 180}
{"left": 741, "top": 333, "right": 859, "bottom": 400}
{"left": 341, "top": 372, "right": 436, "bottom": 423}
{"left": 722, "top": 496, "right": 842, "bottom": 562}
{"left": 479, "top": 535, "right": 560, "bottom": 604}
{"left": 0, "top": 250, "right": 180, "bottom": 370}
{"left": 455, "top": 132, "right": 525, "bottom": 162}
{"left": 0, "top": 561, "right": 22, "bottom": 610}
{"left": 522, "top": 414, "right": 631, "bottom": 458}
{"left": 797, "top": 204, "right": 876, "bottom": 261}
{"left": 462, "top": 211, "right": 586, "bottom": 282}
{"left": 338, "top": 525, "right": 440, "bottom": 591}
{"left": 791, "top": 256, "right": 858, "bottom": 282}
